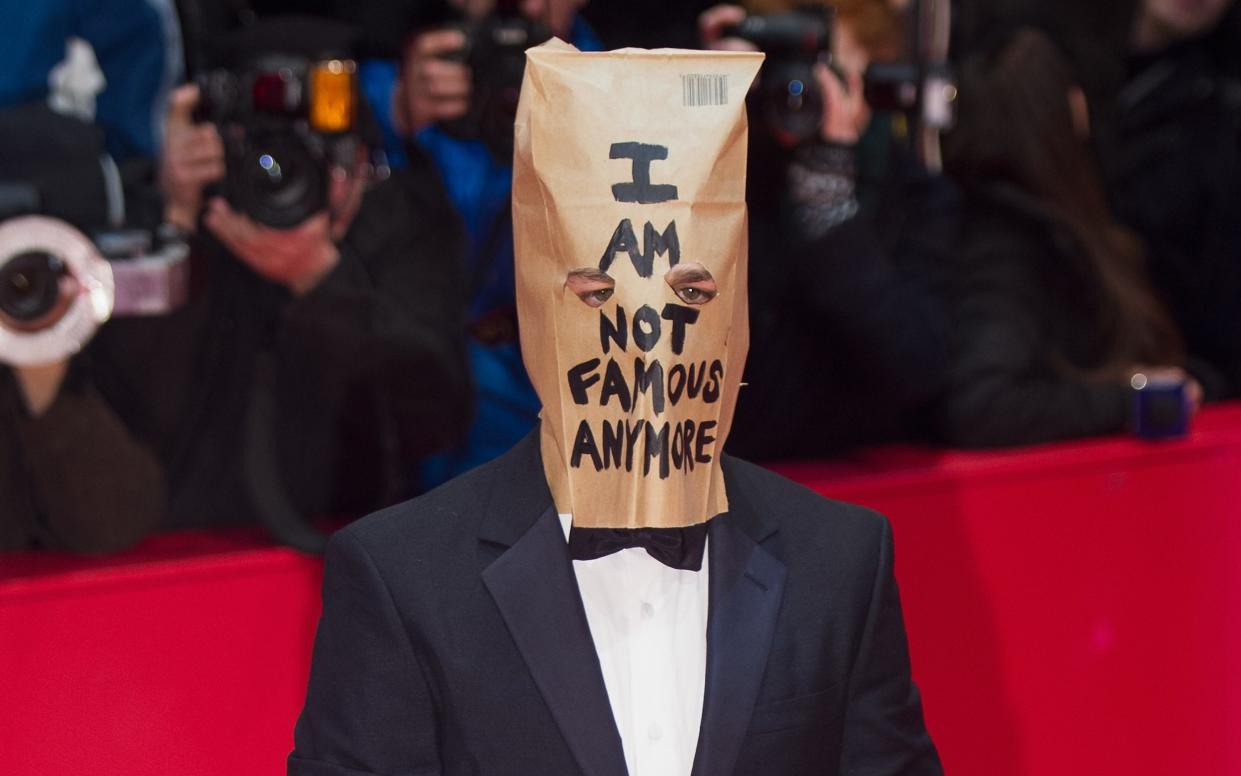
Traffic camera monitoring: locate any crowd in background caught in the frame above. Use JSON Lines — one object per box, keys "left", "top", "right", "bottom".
{"left": 1, "top": 0, "right": 1238, "bottom": 554}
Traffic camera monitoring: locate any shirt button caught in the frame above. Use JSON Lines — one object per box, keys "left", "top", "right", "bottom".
{"left": 648, "top": 723, "right": 663, "bottom": 741}
{"left": 640, "top": 602, "right": 655, "bottom": 620}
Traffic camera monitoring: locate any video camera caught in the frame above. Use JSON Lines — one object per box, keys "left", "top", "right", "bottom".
{"left": 439, "top": 0, "right": 551, "bottom": 163}
{"left": 724, "top": 1, "right": 956, "bottom": 166}
{"left": 195, "top": 52, "right": 363, "bottom": 229}
{"left": 0, "top": 106, "right": 187, "bottom": 368}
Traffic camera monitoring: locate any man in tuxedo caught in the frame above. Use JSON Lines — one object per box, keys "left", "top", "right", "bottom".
{"left": 289, "top": 40, "right": 941, "bottom": 776}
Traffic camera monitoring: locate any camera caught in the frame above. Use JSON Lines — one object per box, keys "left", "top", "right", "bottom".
{"left": 196, "top": 54, "right": 362, "bottom": 229}
{"left": 0, "top": 215, "right": 188, "bottom": 367}
{"left": 0, "top": 105, "right": 188, "bottom": 367}
{"left": 724, "top": 5, "right": 833, "bottom": 147}
{"left": 439, "top": 0, "right": 551, "bottom": 163}
{"left": 724, "top": 3, "right": 956, "bottom": 152}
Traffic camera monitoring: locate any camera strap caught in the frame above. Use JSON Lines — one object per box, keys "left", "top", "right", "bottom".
{"left": 242, "top": 350, "right": 328, "bottom": 554}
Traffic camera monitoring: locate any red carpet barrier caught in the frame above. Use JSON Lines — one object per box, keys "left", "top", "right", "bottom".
{"left": 774, "top": 403, "right": 1241, "bottom": 776}
{"left": 3, "top": 403, "right": 1240, "bottom": 775}
{"left": 0, "top": 532, "right": 324, "bottom": 775}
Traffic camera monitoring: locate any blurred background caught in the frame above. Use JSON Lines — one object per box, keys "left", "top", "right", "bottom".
{"left": 1, "top": 0, "right": 1238, "bottom": 773}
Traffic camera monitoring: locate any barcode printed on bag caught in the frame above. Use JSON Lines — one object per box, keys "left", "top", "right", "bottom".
{"left": 681, "top": 74, "right": 729, "bottom": 107}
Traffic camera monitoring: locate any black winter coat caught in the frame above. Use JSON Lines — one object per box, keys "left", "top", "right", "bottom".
{"left": 1098, "top": 26, "right": 1241, "bottom": 398}
{"left": 91, "top": 150, "right": 472, "bottom": 529}
{"left": 934, "top": 184, "right": 1132, "bottom": 448}
{"left": 729, "top": 132, "right": 959, "bottom": 461}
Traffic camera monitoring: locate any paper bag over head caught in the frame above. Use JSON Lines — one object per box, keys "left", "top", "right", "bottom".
{"left": 513, "top": 39, "right": 763, "bottom": 529}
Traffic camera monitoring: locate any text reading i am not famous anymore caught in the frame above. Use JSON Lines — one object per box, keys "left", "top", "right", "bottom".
{"left": 566, "top": 142, "right": 724, "bottom": 481}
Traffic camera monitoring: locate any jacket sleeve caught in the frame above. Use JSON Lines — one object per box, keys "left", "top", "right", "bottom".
{"left": 0, "top": 364, "right": 164, "bottom": 554}
{"left": 935, "top": 233, "right": 1129, "bottom": 448}
{"left": 785, "top": 162, "right": 957, "bottom": 411}
{"left": 839, "top": 516, "right": 943, "bottom": 775}
{"left": 275, "top": 159, "right": 472, "bottom": 463}
{"left": 290, "top": 529, "right": 443, "bottom": 776}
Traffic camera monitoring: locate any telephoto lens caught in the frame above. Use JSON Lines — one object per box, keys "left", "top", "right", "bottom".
{"left": 0, "top": 251, "right": 66, "bottom": 325}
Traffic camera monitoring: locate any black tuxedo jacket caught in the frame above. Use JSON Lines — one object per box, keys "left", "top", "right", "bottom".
{"left": 289, "top": 431, "right": 941, "bottom": 775}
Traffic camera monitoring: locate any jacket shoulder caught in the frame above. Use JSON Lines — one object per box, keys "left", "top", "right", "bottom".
{"left": 724, "top": 455, "right": 890, "bottom": 544}
{"left": 334, "top": 451, "right": 507, "bottom": 556}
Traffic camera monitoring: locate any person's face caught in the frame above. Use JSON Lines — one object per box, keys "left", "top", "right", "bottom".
{"left": 1143, "top": 0, "right": 1236, "bottom": 40}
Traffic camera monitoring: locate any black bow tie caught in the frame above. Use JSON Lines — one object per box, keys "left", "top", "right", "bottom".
{"left": 567, "top": 523, "right": 708, "bottom": 571}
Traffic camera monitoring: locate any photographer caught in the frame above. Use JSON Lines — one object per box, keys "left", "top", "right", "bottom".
{"left": 94, "top": 18, "right": 471, "bottom": 532}
{"left": 390, "top": 0, "right": 602, "bottom": 484}
{"left": 1096, "top": 0, "right": 1241, "bottom": 399}
{"left": 0, "top": 108, "right": 165, "bottom": 553}
{"left": 701, "top": 1, "right": 961, "bottom": 460}
{"left": 937, "top": 28, "right": 1199, "bottom": 448}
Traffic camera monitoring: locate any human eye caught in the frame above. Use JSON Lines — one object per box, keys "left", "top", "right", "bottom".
{"left": 674, "top": 285, "right": 715, "bottom": 305}
{"left": 565, "top": 269, "right": 616, "bottom": 308}
{"left": 582, "top": 286, "right": 614, "bottom": 307}
{"left": 665, "top": 262, "right": 717, "bottom": 306}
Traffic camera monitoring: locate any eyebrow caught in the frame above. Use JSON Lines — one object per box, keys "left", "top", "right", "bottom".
{"left": 665, "top": 265, "right": 714, "bottom": 284}
{"left": 567, "top": 268, "right": 615, "bottom": 284}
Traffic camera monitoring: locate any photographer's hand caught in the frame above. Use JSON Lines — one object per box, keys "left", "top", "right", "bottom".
{"left": 205, "top": 199, "right": 339, "bottom": 296}
{"left": 13, "top": 360, "right": 69, "bottom": 418}
{"left": 203, "top": 161, "right": 365, "bottom": 296}
{"left": 699, "top": 5, "right": 756, "bottom": 51}
{"left": 160, "top": 85, "right": 225, "bottom": 234}
{"left": 815, "top": 62, "right": 870, "bottom": 145}
{"left": 394, "top": 29, "right": 471, "bottom": 136}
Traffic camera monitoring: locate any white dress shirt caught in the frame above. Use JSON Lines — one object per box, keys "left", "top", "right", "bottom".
{"left": 559, "top": 515, "right": 710, "bottom": 776}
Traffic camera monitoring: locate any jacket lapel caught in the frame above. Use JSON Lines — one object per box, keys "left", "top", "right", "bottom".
{"left": 691, "top": 460, "right": 787, "bottom": 776}
{"left": 480, "top": 434, "right": 628, "bottom": 776}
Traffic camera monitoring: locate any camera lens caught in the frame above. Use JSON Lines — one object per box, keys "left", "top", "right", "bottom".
{"left": 760, "top": 62, "right": 826, "bottom": 146}
{"left": 231, "top": 134, "right": 326, "bottom": 229}
{"left": 0, "top": 251, "right": 66, "bottom": 323}
{"left": 246, "top": 145, "right": 310, "bottom": 208}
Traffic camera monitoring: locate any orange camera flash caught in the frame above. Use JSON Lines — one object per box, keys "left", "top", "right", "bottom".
{"left": 309, "top": 60, "right": 356, "bottom": 133}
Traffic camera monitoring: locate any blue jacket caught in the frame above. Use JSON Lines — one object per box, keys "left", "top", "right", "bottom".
{"left": 360, "top": 19, "right": 603, "bottom": 486}
{"left": 0, "top": 0, "right": 181, "bottom": 160}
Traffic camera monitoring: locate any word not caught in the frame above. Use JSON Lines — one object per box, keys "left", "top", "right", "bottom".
{"left": 600, "top": 304, "right": 700, "bottom": 356}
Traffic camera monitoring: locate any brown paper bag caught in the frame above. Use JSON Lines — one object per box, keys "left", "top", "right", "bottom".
{"left": 514, "top": 40, "right": 763, "bottom": 529}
